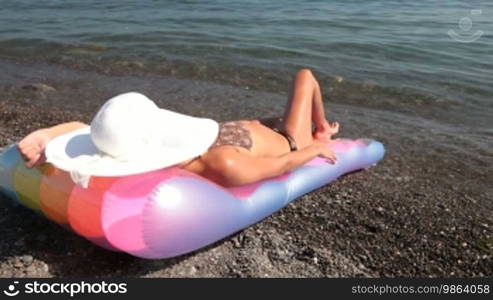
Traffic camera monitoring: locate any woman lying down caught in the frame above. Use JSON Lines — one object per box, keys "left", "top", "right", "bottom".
{"left": 18, "top": 69, "right": 339, "bottom": 187}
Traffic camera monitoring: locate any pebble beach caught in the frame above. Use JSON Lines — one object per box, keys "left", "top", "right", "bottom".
{"left": 0, "top": 57, "right": 491, "bottom": 277}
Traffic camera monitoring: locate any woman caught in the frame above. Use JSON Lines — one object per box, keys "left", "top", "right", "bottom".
{"left": 17, "top": 69, "right": 339, "bottom": 187}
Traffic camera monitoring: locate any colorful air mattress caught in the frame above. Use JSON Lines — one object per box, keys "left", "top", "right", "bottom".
{"left": 0, "top": 138, "right": 384, "bottom": 259}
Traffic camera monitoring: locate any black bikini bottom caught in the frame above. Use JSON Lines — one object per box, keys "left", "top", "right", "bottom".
{"left": 271, "top": 128, "right": 298, "bottom": 152}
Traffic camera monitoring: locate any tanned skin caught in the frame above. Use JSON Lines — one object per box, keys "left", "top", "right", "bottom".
{"left": 18, "top": 69, "right": 339, "bottom": 187}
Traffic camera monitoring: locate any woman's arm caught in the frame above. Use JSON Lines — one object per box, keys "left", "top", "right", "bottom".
{"left": 45, "top": 121, "right": 88, "bottom": 137}
{"left": 18, "top": 121, "right": 88, "bottom": 168}
{"left": 203, "top": 144, "right": 336, "bottom": 187}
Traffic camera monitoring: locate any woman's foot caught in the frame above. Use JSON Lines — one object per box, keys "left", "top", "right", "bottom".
{"left": 313, "top": 121, "right": 340, "bottom": 142}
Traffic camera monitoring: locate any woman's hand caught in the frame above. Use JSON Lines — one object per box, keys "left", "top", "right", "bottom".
{"left": 313, "top": 121, "right": 340, "bottom": 142}
{"left": 311, "top": 142, "right": 337, "bottom": 164}
{"left": 17, "top": 128, "right": 54, "bottom": 168}
{"left": 17, "top": 121, "right": 88, "bottom": 168}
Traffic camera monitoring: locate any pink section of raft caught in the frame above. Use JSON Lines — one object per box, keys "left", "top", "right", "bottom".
{"left": 0, "top": 138, "right": 384, "bottom": 258}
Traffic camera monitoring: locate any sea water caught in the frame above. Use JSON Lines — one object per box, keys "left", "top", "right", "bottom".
{"left": 0, "top": 0, "right": 491, "bottom": 110}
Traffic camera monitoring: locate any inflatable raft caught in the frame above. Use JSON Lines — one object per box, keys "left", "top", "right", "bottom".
{"left": 0, "top": 138, "right": 384, "bottom": 259}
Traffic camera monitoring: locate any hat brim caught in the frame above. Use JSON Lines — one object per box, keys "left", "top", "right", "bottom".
{"left": 45, "top": 112, "right": 219, "bottom": 177}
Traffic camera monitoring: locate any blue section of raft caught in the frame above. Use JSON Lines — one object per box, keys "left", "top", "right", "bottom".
{"left": 0, "top": 139, "right": 385, "bottom": 259}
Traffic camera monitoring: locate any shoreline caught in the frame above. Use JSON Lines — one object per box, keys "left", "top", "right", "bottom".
{"left": 2, "top": 56, "right": 492, "bottom": 129}
{"left": 0, "top": 58, "right": 491, "bottom": 277}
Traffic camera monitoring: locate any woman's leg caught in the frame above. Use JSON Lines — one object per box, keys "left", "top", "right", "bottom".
{"left": 282, "top": 69, "right": 339, "bottom": 149}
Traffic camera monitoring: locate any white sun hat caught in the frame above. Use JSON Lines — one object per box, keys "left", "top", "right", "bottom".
{"left": 45, "top": 92, "right": 219, "bottom": 188}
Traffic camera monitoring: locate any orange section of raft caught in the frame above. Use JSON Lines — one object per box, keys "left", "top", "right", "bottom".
{"left": 12, "top": 163, "right": 117, "bottom": 250}
{"left": 40, "top": 165, "right": 74, "bottom": 224}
